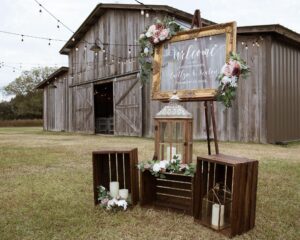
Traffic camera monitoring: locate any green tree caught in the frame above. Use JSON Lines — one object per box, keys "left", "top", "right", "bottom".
{"left": 2, "top": 66, "right": 57, "bottom": 120}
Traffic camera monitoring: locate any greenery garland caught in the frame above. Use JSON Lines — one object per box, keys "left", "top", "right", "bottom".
{"left": 138, "top": 17, "right": 182, "bottom": 84}
{"left": 216, "top": 52, "right": 250, "bottom": 108}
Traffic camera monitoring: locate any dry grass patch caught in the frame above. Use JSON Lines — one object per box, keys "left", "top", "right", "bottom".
{"left": 0, "top": 127, "right": 299, "bottom": 239}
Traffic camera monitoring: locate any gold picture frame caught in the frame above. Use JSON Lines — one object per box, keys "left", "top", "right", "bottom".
{"left": 151, "top": 22, "right": 237, "bottom": 101}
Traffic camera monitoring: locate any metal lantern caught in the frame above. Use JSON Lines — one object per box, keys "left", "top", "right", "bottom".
{"left": 154, "top": 94, "right": 193, "bottom": 164}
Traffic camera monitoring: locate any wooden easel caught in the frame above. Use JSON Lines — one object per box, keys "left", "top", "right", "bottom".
{"left": 191, "top": 10, "right": 219, "bottom": 155}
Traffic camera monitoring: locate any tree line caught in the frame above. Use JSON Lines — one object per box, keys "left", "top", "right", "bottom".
{"left": 0, "top": 67, "right": 57, "bottom": 120}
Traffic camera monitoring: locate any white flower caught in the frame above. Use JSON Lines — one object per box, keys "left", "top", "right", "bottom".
{"left": 221, "top": 76, "right": 232, "bottom": 85}
{"left": 230, "top": 76, "right": 238, "bottom": 87}
{"left": 144, "top": 47, "right": 149, "bottom": 54}
{"left": 152, "top": 163, "right": 161, "bottom": 172}
{"left": 171, "top": 158, "right": 176, "bottom": 164}
{"left": 146, "top": 25, "right": 156, "bottom": 37}
{"left": 159, "top": 160, "right": 169, "bottom": 169}
{"left": 139, "top": 33, "right": 145, "bottom": 39}
{"left": 117, "top": 200, "right": 128, "bottom": 210}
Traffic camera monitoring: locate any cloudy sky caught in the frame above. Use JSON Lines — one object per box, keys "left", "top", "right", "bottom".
{"left": 0, "top": 0, "right": 299, "bottom": 101}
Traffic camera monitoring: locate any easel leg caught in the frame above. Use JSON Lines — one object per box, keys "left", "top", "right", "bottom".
{"left": 204, "top": 101, "right": 211, "bottom": 155}
{"left": 210, "top": 101, "right": 219, "bottom": 154}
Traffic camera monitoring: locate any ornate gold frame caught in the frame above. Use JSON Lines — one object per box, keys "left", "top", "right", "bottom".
{"left": 151, "top": 22, "right": 237, "bottom": 101}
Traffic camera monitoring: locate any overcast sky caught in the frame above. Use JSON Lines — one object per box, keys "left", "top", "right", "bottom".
{"left": 0, "top": 0, "right": 299, "bottom": 101}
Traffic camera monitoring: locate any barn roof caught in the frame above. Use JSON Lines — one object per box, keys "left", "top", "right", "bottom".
{"left": 36, "top": 67, "right": 69, "bottom": 89}
{"left": 59, "top": 3, "right": 215, "bottom": 55}
{"left": 237, "top": 24, "right": 300, "bottom": 45}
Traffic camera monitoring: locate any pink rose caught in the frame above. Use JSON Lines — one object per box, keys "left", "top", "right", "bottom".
{"left": 221, "top": 63, "right": 233, "bottom": 77}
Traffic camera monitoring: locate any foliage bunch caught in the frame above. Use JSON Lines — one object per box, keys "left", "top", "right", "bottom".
{"left": 138, "top": 17, "right": 182, "bottom": 84}
{"left": 137, "top": 155, "right": 196, "bottom": 179}
{"left": 216, "top": 52, "right": 250, "bottom": 108}
{"left": 97, "top": 186, "right": 128, "bottom": 212}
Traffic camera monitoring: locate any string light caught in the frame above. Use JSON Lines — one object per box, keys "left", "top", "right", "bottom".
{"left": 75, "top": 47, "right": 79, "bottom": 51}
{"left": 245, "top": 44, "right": 248, "bottom": 50}
{"left": 145, "top": 12, "right": 149, "bottom": 18}
{"left": 72, "top": 37, "right": 75, "bottom": 41}
{"left": 0, "top": 30, "right": 66, "bottom": 43}
{"left": 209, "top": 36, "right": 212, "bottom": 41}
{"left": 128, "top": 48, "right": 132, "bottom": 54}
{"left": 141, "top": 10, "right": 144, "bottom": 15}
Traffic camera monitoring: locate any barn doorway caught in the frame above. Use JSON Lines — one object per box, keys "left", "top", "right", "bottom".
{"left": 94, "top": 82, "right": 114, "bottom": 134}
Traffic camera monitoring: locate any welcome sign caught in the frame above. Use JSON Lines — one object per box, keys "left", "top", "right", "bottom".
{"left": 152, "top": 22, "right": 237, "bottom": 101}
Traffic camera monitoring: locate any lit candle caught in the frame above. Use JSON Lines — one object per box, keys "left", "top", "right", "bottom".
{"left": 166, "top": 146, "right": 176, "bottom": 161}
{"left": 119, "top": 189, "right": 129, "bottom": 200}
{"left": 109, "top": 181, "right": 119, "bottom": 198}
{"left": 211, "top": 204, "right": 225, "bottom": 227}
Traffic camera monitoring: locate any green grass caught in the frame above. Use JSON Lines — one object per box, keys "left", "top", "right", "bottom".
{"left": 0, "top": 127, "right": 299, "bottom": 239}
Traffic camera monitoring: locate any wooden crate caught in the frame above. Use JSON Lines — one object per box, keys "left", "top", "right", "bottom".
{"left": 140, "top": 170, "right": 195, "bottom": 215}
{"left": 92, "top": 148, "right": 139, "bottom": 205}
{"left": 194, "top": 154, "right": 258, "bottom": 238}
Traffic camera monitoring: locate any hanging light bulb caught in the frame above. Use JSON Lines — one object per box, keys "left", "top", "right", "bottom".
{"left": 57, "top": 20, "right": 60, "bottom": 29}
{"left": 241, "top": 41, "right": 245, "bottom": 45}
{"left": 39, "top": 4, "right": 42, "bottom": 13}
{"left": 75, "top": 47, "right": 79, "bottom": 51}
{"left": 84, "top": 45, "right": 87, "bottom": 51}
{"left": 128, "top": 48, "right": 132, "bottom": 54}
{"left": 252, "top": 42, "right": 255, "bottom": 47}
{"left": 145, "top": 12, "right": 149, "bottom": 18}
{"left": 72, "top": 37, "right": 75, "bottom": 42}
{"left": 141, "top": 10, "right": 144, "bottom": 15}
{"left": 95, "top": 52, "right": 98, "bottom": 56}
{"left": 194, "top": 37, "right": 197, "bottom": 41}
{"left": 105, "top": 56, "right": 108, "bottom": 61}
{"left": 245, "top": 44, "right": 248, "bottom": 50}
{"left": 209, "top": 36, "right": 212, "bottom": 41}
{"left": 102, "top": 48, "right": 106, "bottom": 53}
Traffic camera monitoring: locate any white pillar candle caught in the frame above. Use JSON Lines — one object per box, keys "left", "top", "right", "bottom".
{"left": 119, "top": 189, "right": 129, "bottom": 200}
{"left": 109, "top": 181, "right": 119, "bottom": 198}
{"left": 211, "top": 204, "right": 225, "bottom": 227}
{"left": 166, "top": 146, "right": 176, "bottom": 161}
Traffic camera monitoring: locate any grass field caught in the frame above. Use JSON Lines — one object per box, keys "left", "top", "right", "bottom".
{"left": 0, "top": 127, "right": 299, "bottom": 240}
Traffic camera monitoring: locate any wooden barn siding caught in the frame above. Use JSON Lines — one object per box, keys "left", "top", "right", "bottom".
{"left": 268, "top": 38, "right": 300, "bottom": 142}
{"left": 143, "top": 35, "right": 268, "bottom": 143}
{"left": 43, "top": 73, "right": 68, "bottom": 131}
{"left": 67, "top": 10, "right": 167, "bottom": 133}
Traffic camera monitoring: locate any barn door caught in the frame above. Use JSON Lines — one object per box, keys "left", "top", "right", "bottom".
{"left": 113, "top": 74, "right": 142, "bottom": 136}
{"left": 73, "top": 84, "right": 94, "bottom": 133}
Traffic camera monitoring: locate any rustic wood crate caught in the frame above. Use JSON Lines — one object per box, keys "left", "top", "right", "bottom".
{"left": 194, "top": 154, "right": 258, "bottom": 238}
{"left": 92, "top": 148, "right": 139, "bottom": 205}
{"left": 140, "top": 170, "right": 195, "bottom": 215}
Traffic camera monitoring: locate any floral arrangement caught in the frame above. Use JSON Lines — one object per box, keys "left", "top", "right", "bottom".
{"left": 137, "top": 155, "right": 196, "bottom": 178}
{"left": 216, "top": 52, "right": 250, "bottom": 108}
{"left": 97, "top": 186, "right": 128, "bottom": 212}
{"left": 138, "top": 17, "right": 182, "bottom": 84}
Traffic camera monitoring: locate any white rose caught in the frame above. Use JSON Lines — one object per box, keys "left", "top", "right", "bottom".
{"left": 152, "top": 163, "right": 161, "bottom": 172}
{"left": 139, "top": 33, "right": 145, "bottom": 39}
{"left": 159, "top": 160, "right": 169, "bottom": 169}
{"left": 117, "top": 200, "right": 128, "bottom": 210}
{"left": 144, "top": 47, "right": 149, "bottom": 54}
{"left": 145, "top": 31, "right": 152, "bottom": 38}
{"left": 221, "top": 76, "right": 231, "bottom": 85}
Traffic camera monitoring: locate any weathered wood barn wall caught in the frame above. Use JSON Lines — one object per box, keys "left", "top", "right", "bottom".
{"left": 37, "top": 67, "right": 69, "bottom": 131}
{"left": 38, "top": 4, "right": 300, "bottom": 143}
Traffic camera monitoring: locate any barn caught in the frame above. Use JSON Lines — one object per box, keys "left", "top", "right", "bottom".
{"left": 36, "top": 3, "right": 300, "bottom": 144}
